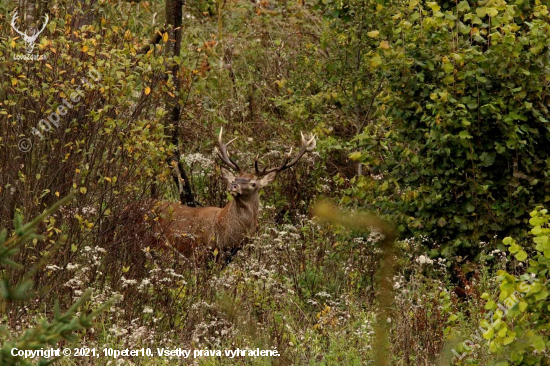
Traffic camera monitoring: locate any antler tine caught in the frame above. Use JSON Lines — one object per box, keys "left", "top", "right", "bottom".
{"left": 255, "top": 132, "right": 316, "bottom": 176}
{"left": 11, "top": 11, "right": 26, "bottom": 38}
{"left": 28, "top": 13, "right": 49, "bottom": 41}
{"left": 301, "top": 131, "right": 317, "bottom": 151}
{"left": 39, "top": 14, "right": 49, "bottom": 33}
{"left": 255, "top": 151, "right": 282, "bottom": 176}
{"left": 217, "top": 127, "right": 241, "bottom": 172}
{"left": 254, "top": 155, "right": 264, "bottom": 176}
{"left": 11, "top": 10, "right": 19, "bottom": 25}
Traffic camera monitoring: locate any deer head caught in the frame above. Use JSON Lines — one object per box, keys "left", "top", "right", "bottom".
{"left": 11, "top": 11, "right": 49, "bottom": 54}
{"left": 215, "top": 127, "right": 317, "bottom": 200}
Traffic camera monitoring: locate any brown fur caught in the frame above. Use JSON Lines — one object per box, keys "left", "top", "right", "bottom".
{"left": 149, "top": 170, "right": 276, "bottom": 263}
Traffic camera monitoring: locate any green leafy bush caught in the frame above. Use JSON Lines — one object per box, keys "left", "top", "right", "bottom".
{"left": 336, "top": 0, "right": 550, "bottom": 257}
{"left": 478, "top": 206, "right": 550, "bottom": 364}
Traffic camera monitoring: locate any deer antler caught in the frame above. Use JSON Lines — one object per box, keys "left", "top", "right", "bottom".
{"left": 215, "top": 127, "right": 241, "bottom": 172}
{"left": 255, "top": 132, "right": 316, "bottom": 176}
{"left": 28, "top": 14, "right": 49, "bottom": 42}
{"left": 10, "top": 11, "right": 27, "bottom": 39}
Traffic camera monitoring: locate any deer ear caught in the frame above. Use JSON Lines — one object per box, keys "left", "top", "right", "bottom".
{"left": 221, "top": 167, "right": 236, "bottom": 182}
{"left": 258, "top": 171, "right": 278, "bottom": 187}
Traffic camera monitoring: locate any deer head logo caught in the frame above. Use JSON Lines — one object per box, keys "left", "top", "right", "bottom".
{"left": 11, "top": 11, "right": 49, "bottom": 54}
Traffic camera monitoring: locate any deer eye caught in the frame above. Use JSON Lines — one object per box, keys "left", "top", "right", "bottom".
{"left": 251, "top": 183, "right": 256, "bottom": 187}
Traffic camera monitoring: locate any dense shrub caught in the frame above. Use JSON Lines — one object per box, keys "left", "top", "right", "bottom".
{"left": 323, "top": 0, "right": 550, "bottom": 257}
{"left": 481, "top": 206, "right": 550, "bottom": 364}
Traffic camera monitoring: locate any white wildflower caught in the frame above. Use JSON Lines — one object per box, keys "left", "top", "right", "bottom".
{"left": 416, "top": 255, "right": 433, "bottom": 265}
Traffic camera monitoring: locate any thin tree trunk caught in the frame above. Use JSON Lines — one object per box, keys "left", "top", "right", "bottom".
{"left": 164, "top": 0, "right": 196, "bottom": 206}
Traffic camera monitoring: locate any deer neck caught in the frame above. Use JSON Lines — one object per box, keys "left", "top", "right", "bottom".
{"left": 218, "top": 193, "right": 260, "bottom": 242}
{"left": 228, "top": 194, "right": 260, "bottom": 224}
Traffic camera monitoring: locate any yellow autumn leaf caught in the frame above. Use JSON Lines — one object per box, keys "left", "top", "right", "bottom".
{"left": 162, "top": 32, "right": 169, "bottom": 43}
{"left": 367, "top": 30, "right": 380, "bottom": 38}
{"left": 379, "top": 40, "right": 390, "bottom": 49}
{"left": 82, "top": 45, "right": 89, "bottom": 52}
{"left": 55, "top": 191, "right": 60, "bottom": 197}
{"left": 145, "top": 87, "right": 151, "bottom": 95}
{"left": 11, "top": 78, "right": 17, "bottom": 86}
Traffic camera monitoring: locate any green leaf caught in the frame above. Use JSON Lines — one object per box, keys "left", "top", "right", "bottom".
{"left": 509, "top": 243, "right": 520, "bottom": 254}
{"left": 349, "top": 151, "right": 362, "bottom": 161}
{"left": 518, "top": 301, "right": 528, "bottom": 312}
{"left": 533, "top": 338, "right": 545, "bottom": 351}
{"left": 459, "top": 130, "right": 472, "bottom": 139}
{"left": 457, "top": 1, "right": 470, "bottom": 12}
{"left": 534, "top": 290, "right": 548, "bottom": 301}
{"left": 476, "top": 7, "right": 487, "bottom": 17}
{"left": 479, "top": 152, "right": 496, "bottom": 167}
{"left": 515, "top": 250, "right": 527, "bottom": 261}
{"left": 483, "top": 327, "right": 494, "bottom": 339}
{"left": 486, "top": 7, "right": 498, "bottom": 17}
{"left": 370, "top": 54, "right": 382, "bottom": 68}
{"left": 442, "top": 62, "right": 454, "bottom": 74}
{"left": 502, "top": 237, "right": 514, "bottom": 245}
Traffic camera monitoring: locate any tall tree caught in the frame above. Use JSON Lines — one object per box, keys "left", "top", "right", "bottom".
{"left": 164, "top": 0, "right": 196, "bottom": 206}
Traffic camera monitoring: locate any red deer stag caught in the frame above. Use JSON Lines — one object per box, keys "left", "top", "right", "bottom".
{"left": 149, "top": 128, "right": 316, "bottom": 263}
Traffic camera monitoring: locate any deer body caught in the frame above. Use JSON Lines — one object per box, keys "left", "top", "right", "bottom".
{"left": 155, "top": 189, "right": 259, "bottom": 258}
{"left": 150, "top": 129, "right": 315, "bottom": 263}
